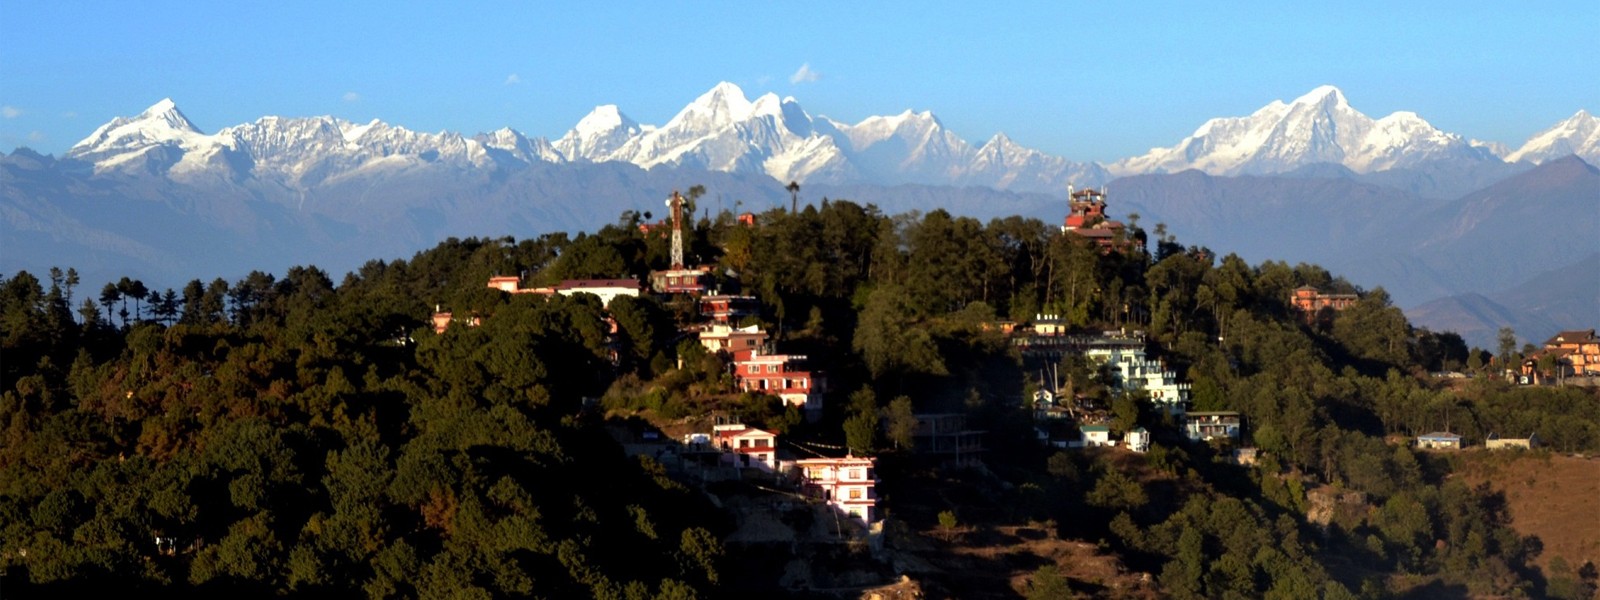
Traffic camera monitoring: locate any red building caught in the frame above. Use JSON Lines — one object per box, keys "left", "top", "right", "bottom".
{"left": 734, "top": 353, "right": 824, "bottom": 414}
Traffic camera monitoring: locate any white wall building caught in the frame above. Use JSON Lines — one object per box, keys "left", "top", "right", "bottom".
{"left": 1085, "top": 343, "right": 1191, "bottom": 415}
{"left": 795, "top": 456, "right": 878, "bottom": 524}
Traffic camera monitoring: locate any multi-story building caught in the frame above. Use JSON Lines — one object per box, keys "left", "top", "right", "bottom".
{"left": 1524, "top": 329, "right": 1600, "bottom": 379}
{"left": 1085, "top": 342, "right": 1192, "bottom": 415}
{"left": 912, "top": 413, "right": 985, "bottom": 463}
{"left": 734, "top": 353, "right": 824, "bottom": 413}
{"left": 794, "top": 456, "right": 878, "bottom": 524}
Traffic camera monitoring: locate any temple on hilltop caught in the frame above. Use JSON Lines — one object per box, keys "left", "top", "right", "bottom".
{"left": 1061, "top": 186, "right": 1136, "bottom": 251}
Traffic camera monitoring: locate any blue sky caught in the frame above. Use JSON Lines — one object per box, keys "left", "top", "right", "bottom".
{"left": 2, "top": 1, "right": 1594, "bottom": 162}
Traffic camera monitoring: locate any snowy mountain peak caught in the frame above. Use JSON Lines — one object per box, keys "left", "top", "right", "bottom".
{"left": 69, "top": 98, "right": 208, "bottom": 161}
{"left": 1507, "top": 108, "right": 1600, "bottom": 165}
{"left": 1291, "top": 85, "right": 1348, "bottom": 108}
{"left": 574, "top": 105, "right": 631, "bottom": 135}
{"left": 1111, "top": 85, "right": 1491, "bottom": 176}
{"left": 676, "top": 81, "right": 754, "bottom": 125}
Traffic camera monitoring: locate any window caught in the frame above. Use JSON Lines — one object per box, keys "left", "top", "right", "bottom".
{"left": 849, "top": 488, "right": 862, "bottom": 500}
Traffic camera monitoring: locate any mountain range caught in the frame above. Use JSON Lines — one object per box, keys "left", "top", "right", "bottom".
{"left": 3, "top": 83, "right": 1596, "bottom": 348}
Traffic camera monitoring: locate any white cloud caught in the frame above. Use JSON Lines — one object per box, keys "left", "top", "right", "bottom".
{"left": 789, "top": 63, "right": 820, "bottom": 84}
{"left": 342, "top": 92, "right": 361, "bottom": 103}
{"left": 504, "top": 73, "right": 522, "bottom": 85}
{"left": 2, "top": 106, "right": 21, "bottom": 119}
{"left": 28, "top": 131, "right": 46, "bottom": 142}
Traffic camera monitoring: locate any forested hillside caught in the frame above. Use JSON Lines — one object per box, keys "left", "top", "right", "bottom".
{"left": 3, "top": 198, "right": 1597, "bottom": 598}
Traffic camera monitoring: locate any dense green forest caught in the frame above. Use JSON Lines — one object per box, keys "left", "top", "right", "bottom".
{"left": 3, "top": 199, "right": 1598, "bottom": 598}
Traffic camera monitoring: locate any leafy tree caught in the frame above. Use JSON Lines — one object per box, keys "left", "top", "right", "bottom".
{"left": 883, "top": 395, "right": 917, "bottom": 450}
{"left": 853, "top": 284, "right": 947, "bottom": 380}
{"left": 1497, "top": 326, "right": 1518, "bottom": 369}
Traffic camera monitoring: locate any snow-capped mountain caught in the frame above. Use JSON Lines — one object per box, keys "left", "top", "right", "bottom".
{"left": 550, "top": 82, "right": 1104, "bottom": 190}
{"left": 1110, "top": 85, "right": 1499, "bottom": 176}
{"left": 68, "top": 102, "right": 530, "bottom": 185}
{"left": 1506, "top": 109, "right": 1600, "bottom": 165}
{"left": 53, "top": 83, "right": 1588, "bottom": 196}
{"left": 64, "top": 82, "right": 1106, "bottom": 193}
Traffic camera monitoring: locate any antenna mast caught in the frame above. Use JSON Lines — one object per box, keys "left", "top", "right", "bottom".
{"left": 667, "top": 190, "right": 685, "bottom": 269}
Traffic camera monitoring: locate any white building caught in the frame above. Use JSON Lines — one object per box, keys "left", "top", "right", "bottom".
{"left": 1085, "top": 342, "right": 1191, "bottom": 415}
{"left": 488, "top": 275, "right": 643, "bottom": 307}
{"left": 795, "top": 456, "right": 878, "bottom": 524}
{"left": 1125, "top": 427, "right": 1151, "bottom": 453}
{"left": 1080, "top": 424, "right": 1114, "bottom": 447}
{"left": 714, "top": 424, "right": 778, "bottom": 471}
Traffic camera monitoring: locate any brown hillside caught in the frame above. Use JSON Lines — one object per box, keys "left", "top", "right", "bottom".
{"left": 1457, "top": 451, "right": 1600, "bottom": 571}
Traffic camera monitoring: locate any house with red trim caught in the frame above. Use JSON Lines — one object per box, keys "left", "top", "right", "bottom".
{"left": 714, "top": 423, "right": 778, "bottom": 471}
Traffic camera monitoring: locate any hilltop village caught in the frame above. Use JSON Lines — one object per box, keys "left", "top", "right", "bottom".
{"left": 2, "top": 184, "right": 1597, "bottom": 599}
